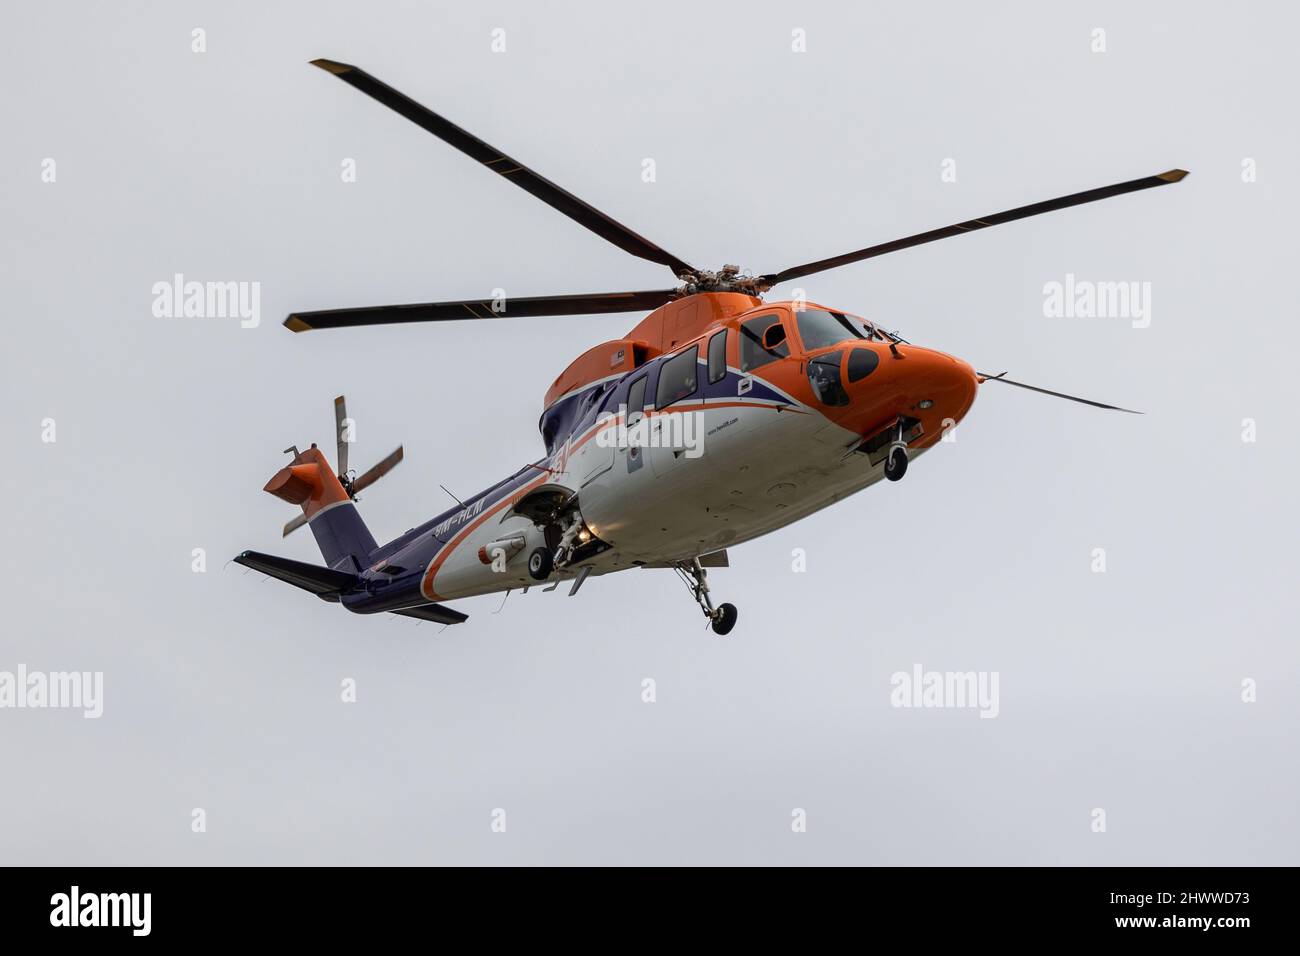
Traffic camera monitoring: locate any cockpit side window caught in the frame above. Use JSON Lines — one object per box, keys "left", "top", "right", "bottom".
{"left": 807, "top": 350, "right": 850, "bottom": 406}
{"left": 739, "top": 313, "right": 790, "bottom": 371}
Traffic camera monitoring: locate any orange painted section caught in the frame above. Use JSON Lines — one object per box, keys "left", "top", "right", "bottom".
{"left": 625, "top": 292, "right": 761, "bottom": 353}
{"left": 544, "top": 338, "right": 643, "bottom": 409}
{"left": 538, "top": 292, "right": 979, "bottom": 449}
{"left": 707, "top": 301, "right": 980, "bottom": 447}
{"left": 542, "top": 293, "right": 763, "bottom": 411}
{"left": 262, "top": 446, "right": 351, "bottom": 520}
{"left": 793, "top": 342, "right": 979, "bottom": 448}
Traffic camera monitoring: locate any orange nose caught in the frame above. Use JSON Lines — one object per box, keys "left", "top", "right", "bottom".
{"left": 894, "top": 346, "right": 978, "bottom": 412}
{"left": 837, "top": 343, "right": 979, "bottom": 441}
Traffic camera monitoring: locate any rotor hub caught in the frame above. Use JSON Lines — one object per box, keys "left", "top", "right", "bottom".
{"left": 675, "top": 265, "right": 772, "bottom": 298}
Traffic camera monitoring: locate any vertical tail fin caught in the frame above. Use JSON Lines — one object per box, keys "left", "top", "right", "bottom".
{"left": 264, "top": 446, "right": 377, "bottom": 570}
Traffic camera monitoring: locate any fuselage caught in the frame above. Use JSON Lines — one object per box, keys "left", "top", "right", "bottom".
{"left": 338, "top": 293, "right": 978, "bottom": 613}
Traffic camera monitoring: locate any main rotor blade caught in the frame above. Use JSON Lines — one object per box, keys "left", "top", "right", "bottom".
{"left": 765, "top": 170, "right": 1188, "bottom": 285}
{"left": 350, "top": 446, "right": 404, "bottom": 496}
{"left": 978, "top": 373, "right": 1141, "bottom": 414}
{"left": 285, "top": 289, "right": 678, "bottom": 332}
{"left": 310, "top": 58, "right": 696, "bottom": 276}
{"left": 282, "top": 512, "right": 309, "bottom": 537}
{"left": 333, "top": 395, "right": 349, "bottom": 478}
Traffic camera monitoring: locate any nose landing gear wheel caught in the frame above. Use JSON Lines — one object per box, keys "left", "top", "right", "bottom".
{"left": 884, "top": 444, "right": 908, "bottom": 482}
{"left": 527, "top": 547, "right": 554, "bottom": 580}
{"left": 711, "top": 603, "right": 738, "bottom": 636}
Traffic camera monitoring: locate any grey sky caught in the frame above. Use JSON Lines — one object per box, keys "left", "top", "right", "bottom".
{"left": 2, "top": 0, "right": 1296, "bottom": 864}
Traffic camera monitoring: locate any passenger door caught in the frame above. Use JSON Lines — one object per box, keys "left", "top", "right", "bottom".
{"left": 572, "top": 387, "right": 616, "bottom": 488}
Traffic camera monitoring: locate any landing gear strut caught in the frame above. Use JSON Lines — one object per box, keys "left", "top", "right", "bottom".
{"left": 551, "top": 512, "right": 585, "bottom": 570}
{"left": 675, "top": 558, "right": 738, "bottom": 636}
{"left": 884, "top": 423, "right": 909, "bottom": 482}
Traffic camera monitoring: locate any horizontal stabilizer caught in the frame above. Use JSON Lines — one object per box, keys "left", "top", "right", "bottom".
{"left": 392, "top": 603, "right": 469, "bottom": 625}
{"left": 233, "top": 550, "right": 357, "bottom": 596}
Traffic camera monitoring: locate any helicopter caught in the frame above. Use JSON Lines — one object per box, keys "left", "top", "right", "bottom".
{"left": 234, "top": 58, "right": 1187, "bottom": 635}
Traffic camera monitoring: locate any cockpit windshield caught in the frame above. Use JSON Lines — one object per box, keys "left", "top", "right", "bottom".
{"left": 847, "top": 315, "right": 889, "bottom": 342}
{"left": 795, "top": 308, "right": 887, "bottom": 350}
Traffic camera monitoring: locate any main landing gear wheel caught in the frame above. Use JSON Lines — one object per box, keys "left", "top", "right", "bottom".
{"left": 527, "top": 547, "right": 554, "bottom": 580}
{"left": 675, "top": 558, "right": 738, "bottom": 636}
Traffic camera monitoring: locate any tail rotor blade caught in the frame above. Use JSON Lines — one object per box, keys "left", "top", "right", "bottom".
{"left": 977, "top": 372, "right": 1142, "bottom": 414}
{"left": 282, "top": 512, "right": 309, "bottom": 537}
{"left": 350, "top": 446, "right": 404, "bottom": 496}
{"left": 334, "top": 395, "right": 349, "bottom": 478}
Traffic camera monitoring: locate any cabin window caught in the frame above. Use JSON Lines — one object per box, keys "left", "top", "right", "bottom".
{"left": 655, "top": 346, "right": 699, "bottom": 409}
{"left": 707, "top": 329, "right": 728, "bottom": 383}
{"left": 739, "top": 314, "right": 789, "bottom": 372}
{"left": 795, "top": 309, "right": 866, "bottom": 352}
{"left": 627, "top": 377, "right": 647, "bottom": 425}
